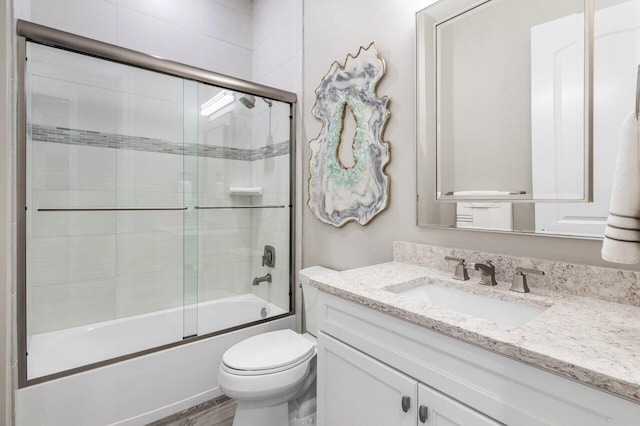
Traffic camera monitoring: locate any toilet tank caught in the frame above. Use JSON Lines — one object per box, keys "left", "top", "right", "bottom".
{"left": 299, "top": 266, "right": 336, "bottom": 337}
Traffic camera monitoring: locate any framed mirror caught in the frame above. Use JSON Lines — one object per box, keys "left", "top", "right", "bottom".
{"left": 416, "top": 0, "right": 640, "bottom": 238}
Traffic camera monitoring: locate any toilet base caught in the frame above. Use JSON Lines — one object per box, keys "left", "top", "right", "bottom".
{"left": 233, "top": 401, "right": 288, "bottom": 426}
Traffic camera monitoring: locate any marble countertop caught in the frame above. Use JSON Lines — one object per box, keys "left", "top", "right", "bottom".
{"left": 310, "top": 261, "right": 640, "bottom": 403}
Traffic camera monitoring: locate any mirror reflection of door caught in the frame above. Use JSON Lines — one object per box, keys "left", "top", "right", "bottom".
{"left": 534, "top": 0, "right": 636, "bottom": 237}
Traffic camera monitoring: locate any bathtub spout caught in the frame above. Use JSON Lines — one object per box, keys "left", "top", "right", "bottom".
{"left": 252, "top": 273, "right": 272, "bottom": 286}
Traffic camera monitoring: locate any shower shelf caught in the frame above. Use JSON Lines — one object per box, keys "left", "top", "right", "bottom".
{"left": 36, "top": 206, "right": 188, "bottom": 212}
{"left": 195, "top": 205, "right": 286, "bottom": 209}
{"left": 229, "top": 187, "right": 263, "bottom": 196}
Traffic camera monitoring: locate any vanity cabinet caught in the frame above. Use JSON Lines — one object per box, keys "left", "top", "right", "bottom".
{"left": 317, "top": 332, "right": 417, "bottom": 426}
{"left": 318, "top": 331, "right": 501, "bottom": 425}
{"left": 315, "top": 291, "right": 640, "bottom": 426}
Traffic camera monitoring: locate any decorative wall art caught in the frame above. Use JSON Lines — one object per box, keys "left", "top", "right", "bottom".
{"left": 308, "top": 42, "right": 391, "bottom": 227}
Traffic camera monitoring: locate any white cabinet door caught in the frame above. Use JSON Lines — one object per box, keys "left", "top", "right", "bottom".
{"left": 317, "top": 332, "right": 418, "bottom": 426}
{"left": 417, "top": 383, "right": 502, "bottom": 426}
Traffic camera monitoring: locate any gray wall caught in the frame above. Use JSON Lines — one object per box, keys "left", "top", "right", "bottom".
{"left": 302, "top": 0, "right": 640, "bottom": 273}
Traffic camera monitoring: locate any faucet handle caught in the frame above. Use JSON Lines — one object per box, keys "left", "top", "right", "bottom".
{"left": 444, "top": 256, "right": 469, "bottom": 281}
{"left": 511, "top": 267, "right": 545, "bottom": 293}
{"left": 515, "top": 267, "right": 544, "bottom": 276}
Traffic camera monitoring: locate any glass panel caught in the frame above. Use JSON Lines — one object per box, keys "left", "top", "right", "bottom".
{"left": 196, "top": 84, "right": 291, "bottom": 336}
{"left": 250, "top": 100, "right": 291, "bottom": 315}
{"left": 25, "top": 43, "right": 186, "bottom": 379}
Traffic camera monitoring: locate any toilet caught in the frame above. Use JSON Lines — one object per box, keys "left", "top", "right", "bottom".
{"left": 218, "top": 266, "right": 335, "bottom": 426}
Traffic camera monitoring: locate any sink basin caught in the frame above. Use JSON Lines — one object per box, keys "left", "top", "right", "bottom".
{"left": 393, "top": 282, "right": 547, "bottom": 328}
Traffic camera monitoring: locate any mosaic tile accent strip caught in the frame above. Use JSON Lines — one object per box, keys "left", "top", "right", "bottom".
{"left": 29, "top": 124, "right": 289, "bottom": 161}
{"left": 393, "top": 241, "right": 640, "bottom": 308}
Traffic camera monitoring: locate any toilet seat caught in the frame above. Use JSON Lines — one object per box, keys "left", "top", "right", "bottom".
{"left": 222, "top": 329, "right": 315, "bottom": 376}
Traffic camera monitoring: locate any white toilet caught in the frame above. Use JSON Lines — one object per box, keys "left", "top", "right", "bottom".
{"left": 218, "top": 266, "right": 335, "bottom": 426}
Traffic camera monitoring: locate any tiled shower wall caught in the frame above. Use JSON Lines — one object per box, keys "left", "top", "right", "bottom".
{"left": 22, "top": 0, "right": 303, "bottom": 334}
{"left": 29, "top": 107, "right": 291, "bottom": 334}
{"left": 15, "top": 0, "right": 254, "bottom": 81}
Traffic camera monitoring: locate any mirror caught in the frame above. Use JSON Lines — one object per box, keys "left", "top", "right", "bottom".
{"left": 418, "top": 0, "right": 638, "bottom": 238}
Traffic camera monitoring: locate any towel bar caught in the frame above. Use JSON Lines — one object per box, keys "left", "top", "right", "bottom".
{"left": 36, "top": 206, "right": 188, "bottom": 211}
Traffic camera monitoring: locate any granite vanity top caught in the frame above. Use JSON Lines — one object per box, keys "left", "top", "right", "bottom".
{"left": 310, "top": 261, "right": 640, "bottom": 403}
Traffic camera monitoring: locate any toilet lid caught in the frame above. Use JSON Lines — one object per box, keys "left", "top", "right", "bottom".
{"left": 223, "top": 329, "right": 315, "bottom": 372}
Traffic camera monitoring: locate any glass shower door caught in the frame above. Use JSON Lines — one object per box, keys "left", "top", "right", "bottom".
{"left": 196, "top": 83, "right": 291, "bottom": 336}
{"left": 25, "top": 42, "right": 194, "bottom": 379}
{"left": 21, "top": 36, "right": 294, "bottom": 384}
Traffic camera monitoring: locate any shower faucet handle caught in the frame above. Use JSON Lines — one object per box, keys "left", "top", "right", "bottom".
{"left": 262, "top": 245, "right": 276, "bottom": 267}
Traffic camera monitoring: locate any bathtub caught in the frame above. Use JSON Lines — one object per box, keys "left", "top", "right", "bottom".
{"left": 17, "top": 293, "right": 294, "bottom": 426}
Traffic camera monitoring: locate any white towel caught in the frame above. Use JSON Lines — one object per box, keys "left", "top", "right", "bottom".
{"left": 454, "top": 190, "right": 513, "bottom": 231}
{"left": 602, "top": 112, "right": 640, "bottom": 264}
{"left": 456, "top": 202, "right": 513, "bottom": 231}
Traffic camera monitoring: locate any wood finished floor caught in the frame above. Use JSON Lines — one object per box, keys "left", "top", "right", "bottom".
{"left": 147, "top": 395, "right": 236, "bottom": 426}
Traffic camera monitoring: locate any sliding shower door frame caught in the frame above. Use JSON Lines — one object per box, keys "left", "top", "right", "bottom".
{"left": 16, "top": 20, "right": 298, "bottom": 388}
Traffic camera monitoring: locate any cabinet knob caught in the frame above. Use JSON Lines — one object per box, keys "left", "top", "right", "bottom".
{"left": 419, "top": 405, "right": 429, "bottom": 422}
{"left": 401, "top": 395, "right": 411, "bottom": 413}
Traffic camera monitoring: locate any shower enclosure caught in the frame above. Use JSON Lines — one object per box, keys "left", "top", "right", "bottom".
{"left": 17, "top": 21, "right": 296, "bottom": 386}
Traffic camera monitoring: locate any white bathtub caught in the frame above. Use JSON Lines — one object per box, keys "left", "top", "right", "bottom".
{"left": 28, "top": 293, "right": 286, "bottom": 379}
{"left": 18, "top": 293, "right": 293, "bottom": 425}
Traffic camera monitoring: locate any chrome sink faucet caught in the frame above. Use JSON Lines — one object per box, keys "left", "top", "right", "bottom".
{"left": 467, "top": 261, "right": 497, "bottom": 286}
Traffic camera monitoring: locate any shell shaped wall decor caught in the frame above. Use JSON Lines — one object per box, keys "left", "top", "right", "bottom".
{"left": 308, "top": 42, "right": 390, "bottom": 227}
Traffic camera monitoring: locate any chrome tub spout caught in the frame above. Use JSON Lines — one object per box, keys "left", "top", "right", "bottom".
{"left": 252, "top": 273, "right": 272, "bottom": 286}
